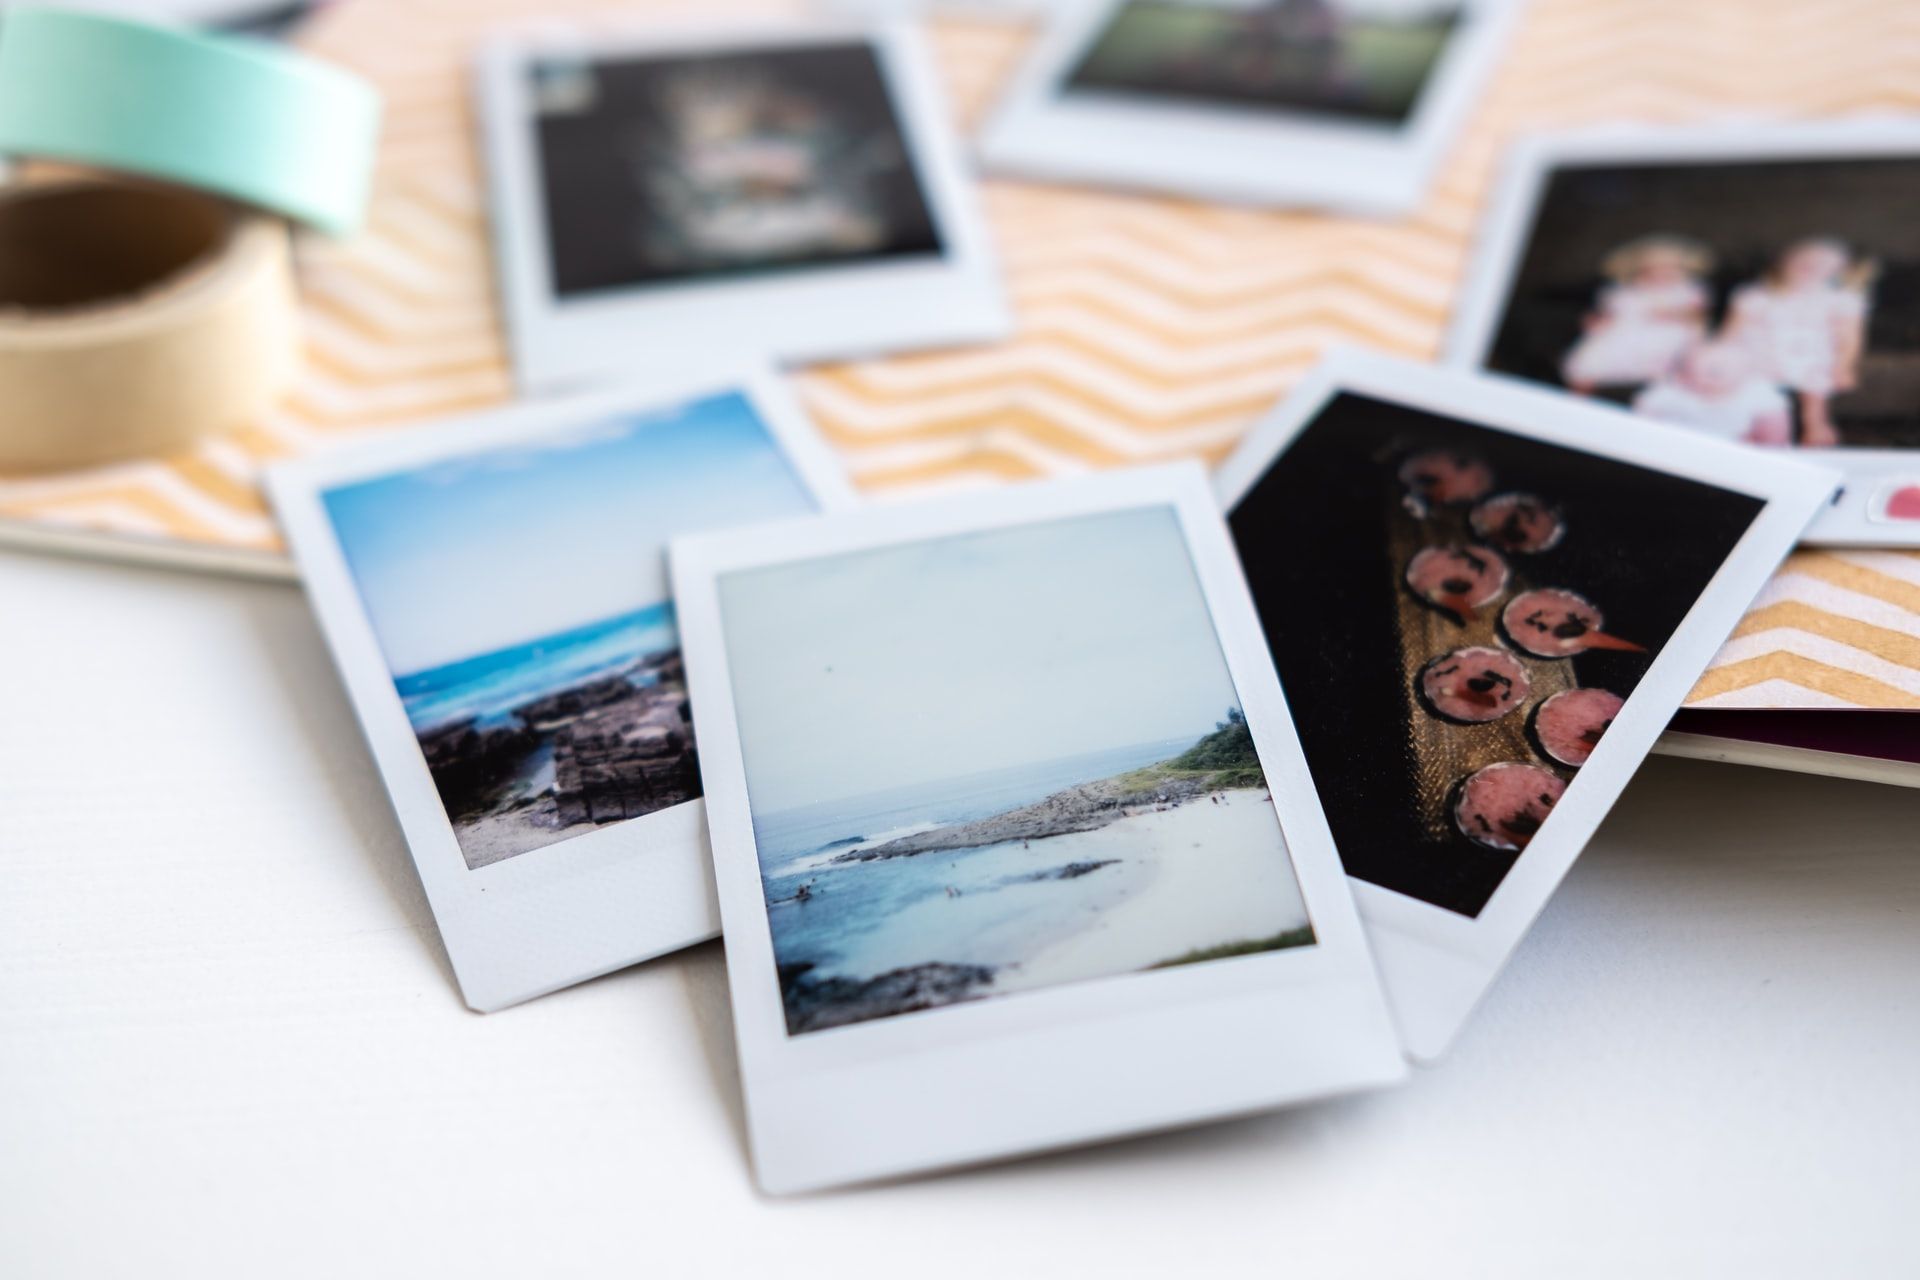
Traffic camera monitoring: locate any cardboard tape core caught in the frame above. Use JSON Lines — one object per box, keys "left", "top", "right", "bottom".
{"left": 0, "top": 181, "right": 232, "bottom": 311}
{"left": 0, "top": 179, "right": 300, "bottom": 472}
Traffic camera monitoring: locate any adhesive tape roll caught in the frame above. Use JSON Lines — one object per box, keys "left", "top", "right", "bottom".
{"left": 0, "top": 179, "right": 301, "bottom": 472}
{"left": 0, "top": 6, "right": 380, "bottom": 236}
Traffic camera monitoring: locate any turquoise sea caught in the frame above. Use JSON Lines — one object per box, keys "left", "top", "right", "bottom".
{"left": 393, "top": 601, "right": 678, "bottom": 735}
{"left": 753, "top": 736, "right": 1198, "bottom": 985}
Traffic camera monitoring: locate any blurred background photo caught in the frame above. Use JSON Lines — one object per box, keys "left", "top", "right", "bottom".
{"left": 531, "top": 40, "right": 945, "bottom": 296}
{"left": 1063, "top": 0, "right": 1462, "bottom": 125}
{"left": 1484, "top": 155, "right": 1920, "bottom": 450}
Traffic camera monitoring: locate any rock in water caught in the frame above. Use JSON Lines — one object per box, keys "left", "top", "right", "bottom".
{"left": 550, "top": 679, "right": 699, "bottom": 826}
{"left": 779, "top": 961, "right": 998, "bottom": 1034}
{"left": 1010, "top": 859, "right": 1120, "bottom": 883}
{"left": 416, "top": 717, "right": 535, "bottom": 816}
{"left": 839, "top": 773, "right": 1222, "bottom": 862}
{"left": 512, "top": 675, "right": 635, "bottom": 731}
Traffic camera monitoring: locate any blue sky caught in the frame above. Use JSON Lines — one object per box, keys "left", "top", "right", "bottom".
{"left": 717, "top": 506, "right": 1246, "bottom": 814}
{"left": 323, "top": 392, "right": 818, "bottom": 676}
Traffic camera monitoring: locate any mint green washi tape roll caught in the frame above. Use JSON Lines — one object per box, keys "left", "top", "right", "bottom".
{"left": 0, "top": 6, "right": 381, "bottom": 236}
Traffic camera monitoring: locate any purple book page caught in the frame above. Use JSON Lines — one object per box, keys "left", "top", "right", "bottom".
{"left": 1668, "top": 710, "right": 1920, "bottom": 766}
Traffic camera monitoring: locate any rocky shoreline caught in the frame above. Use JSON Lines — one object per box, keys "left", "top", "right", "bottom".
{"left": 832, "top": 770, "right": 1237, "bottom": 864}
{"left": 775, "top": 713, "right": 1276, "bottom": 1031}
{"left": 778, "top": 961, "right": 998, "bottom": 1034}
{"left": 827, "top": 711, "right": 1267, "bottom": 866}
{"left": 415, "top": 648, "right": 698, "bottom": 864}
{"left": 1009, "top": 859, "right": 1118, "bottom": 883}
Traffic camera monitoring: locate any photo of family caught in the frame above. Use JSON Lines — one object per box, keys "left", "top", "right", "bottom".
{"left": 1064, "top": 0, "right": 1461, "bottom": 125}
{"left": 1479, "top": 153, "right": 1920, "bottom": 449}
{"left": 1228, "top": 392, "right": 1764, "bottom": 916}
{"left": 529, "top": 40, "right": 943, "bottom": 297}
{"left": 714, "top": 506, "right": 1314, "bottom": 1034}
{"left": 319, "top": 392, "right": 822, "bottom": 869}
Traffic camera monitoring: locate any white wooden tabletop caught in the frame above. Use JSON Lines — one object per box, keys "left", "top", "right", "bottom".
{"left": 3, "top": 546, "right": 1915, "bottom": 1278}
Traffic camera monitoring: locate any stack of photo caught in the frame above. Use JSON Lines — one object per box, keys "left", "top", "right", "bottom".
{"left": 259, "top": 2, "right": 1906, "bottom": 1192}
{"left": 9, "top": 0, "right": 1916, "bottom": 1214}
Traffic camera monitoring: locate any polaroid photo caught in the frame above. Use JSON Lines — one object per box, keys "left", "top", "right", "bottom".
{"left": 977, "top": 0, "right": 1520, "bottom": 213}
{"left": 1449, "top": 119, "right": 1920, "bottom": 546}
{"left": 671, "top": 463, "right": 1406, "bottom": 1193}
{"left": 1215, "top": 350, "right": 1838, "bottom": 1061}
{"left": 267, "top": 368, "right": 856, "bottom": 1013}
{"left": 477, "top": 19, "right": 1010, "bottom": 395}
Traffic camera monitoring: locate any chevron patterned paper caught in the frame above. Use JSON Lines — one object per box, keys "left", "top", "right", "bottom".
{"left": 1, "top": 0, "right": 1917, "bottom": 709}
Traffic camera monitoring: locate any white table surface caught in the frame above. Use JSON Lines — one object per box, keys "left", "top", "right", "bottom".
{"left": 3, "top": 545, "right": 1916, "bottom": 1278}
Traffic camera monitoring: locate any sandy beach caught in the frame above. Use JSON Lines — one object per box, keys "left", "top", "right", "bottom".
{"left": 772, "top": 783, "right": 1314, "bottom": 1031}
{"left": 1001, "top": 788, "right": 1311, "bottom": 991}
{"left": 458, "top": 806, "right": 601, "bottom": 870}
{"left": 767, "top": 709, "right": 1317, "bottom": 1031}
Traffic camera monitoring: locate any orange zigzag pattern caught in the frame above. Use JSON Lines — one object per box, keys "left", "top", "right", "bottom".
{"left": 1, "top": 0, "right": 1918, "bottom": 708}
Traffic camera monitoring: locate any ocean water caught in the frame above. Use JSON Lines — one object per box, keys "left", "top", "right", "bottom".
{"left": 754, "top": 736, "right": 1197, "bottom": 982}
{"left": 393, "top": 602, "right": 678, "bottom": 734}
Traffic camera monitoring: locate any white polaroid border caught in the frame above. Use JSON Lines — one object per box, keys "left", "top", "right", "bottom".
{"left": 1215, "top": 350, "right": 1838, "bottom": 1061}
{"left": 477, "top": 18, "right": 1011, "bottom": 396}
{"left": 1447, "top": 117, "right": 1920, "bottom": 546}
{"left": 267, "top": 366, "right": 858, "bottom": 1013}
{"left": 672, "top": 463, "right": 1406, "bottom": 1193}
{"left": 976, "top": 0, "right": 1520, "bottom": 214}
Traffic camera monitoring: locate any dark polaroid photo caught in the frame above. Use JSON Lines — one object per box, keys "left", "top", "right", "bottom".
{"left": 1216, "top": 352, "right": 1836, "bottom": 1058}
{"left": 1228, "top": 391, "right": 1763, "bottom": 917}
{"left": 1063, "top": 0, "right": 1463, "bottom": 127}
{"left": 1451, "top": 123, "right": 1920, "bottom": 544}
{"left": 530, "top": 41, "right": 943, "bottom": 297}
{"left": 978, "top": 0, "right": 1516, "bottom": 213}
{"left": 479, "top": 22, "right": 1009, "bottom": 393}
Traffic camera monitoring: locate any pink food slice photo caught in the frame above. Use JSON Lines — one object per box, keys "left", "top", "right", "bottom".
{"left": 1397, "top": 449, "right": 1494, "bottom": 506}
{"left": 1419, "top": 645, "right": 1532, "bottom": 723}
{"left": 1533, "top": 687, "right": 1625, "bottom": 767}
{"left": 1405, "top": 544, "right": 1510, "bottom": 620}
{"left": 1453, "top": 761, "right": 1568, "bottom": 852}
{"left": 1502, "top": 587, "right": 1646, "bottom": 658}
{"left": 1470, "top": 492, "right": 1565, "bottom": 553}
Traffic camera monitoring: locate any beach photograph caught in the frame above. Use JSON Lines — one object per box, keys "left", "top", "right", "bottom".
{"left": 714, "top": 506, "right": 1315, "bottom": 1035}
{"left": 1065, "top": 0, "right": 1461, "bottom": 125}
{"left": 1228, "top": 391, "right": 1763, "bottom": 915}
{"left": 529, "top": 40, "right": 944, "bottom": 298}
{"left": 1482, "top": 152, "right": 1920, "bottom": 449}
{"left": 320, "top": 391, "right": 822, "bottom": 870}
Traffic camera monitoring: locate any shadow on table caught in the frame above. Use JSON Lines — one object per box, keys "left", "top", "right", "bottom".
{"left": 241, "top": 576, "right": 460, "bottom": 997}
{"left": 677, "top": 938, "right": 752, "bottom": 1169}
